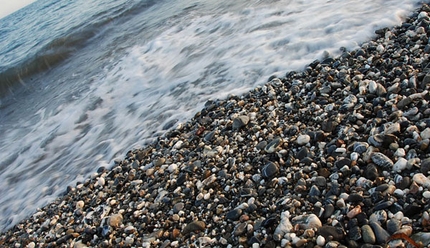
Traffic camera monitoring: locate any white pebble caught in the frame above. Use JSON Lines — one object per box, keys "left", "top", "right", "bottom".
{"left": 97, "top": 177, "right": 105, "bottom": 186}
{"left": 394, "top": 189, "right": 404, "bottom": 197}
{"left": 297, "top": 134, "right": 310, "bottom": 145}
{"left": 421, "top": 128, "right": 430, "bottom": 140}
{"left": 393, "top": 157, "right": 408, "bottom": 172}
{"left": 423, "top": 191, "right": 430, "bottom": 199}
{"left": 394, "top": 148, "right": 406, "bottom": 157}
{"left": 350, "top": 152, "right": 359, "bottom": 161}
{"left": 168, "top": 163, "right": 178, "bottom": 173}
{"left": 204, "top": 192, "right": 211, "bottom": 200}
{"left": 316, "top": 235, "right": 326, "bottom": 246}
{"left": 76, "top": 200, "right": 85, "bottom": 209}
{"left": 413, "top": 173, "right": 430, "bottom": 188}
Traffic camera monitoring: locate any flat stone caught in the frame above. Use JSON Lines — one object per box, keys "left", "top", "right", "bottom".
{"left": 371, "top": 152, "right": 394, "bottom": 169}
{"left": 173, "top": 202, "right": 184, "bottom": 213}
{"left": 369, "top": 221, "right": 389, "bottom": 244}
{"left": 109, "top": 213, "right": 123, "bottom": 228}
{"left": 297, "top": 134, "right": 311, "bottom": 145}
{"left": 182, "top": 221, "right": 206, "bottom": 234}
{"left": 421, "top": 158, "right": 430, "bottom": 174}
{"left": 226, "top": 209, "right": 242, "bottom": 221}
{"left": 261, "top": 162, "right": 279, "bottom": 178}
{"left": 232, "top": 115, "right": 249, "bottom": 130}
{"left": 393, "top": 157, "right": 408, "bottom": 172}
{"left": 361, "top": 224, "right": 376, "bottom": 244}
{"left": 421, "top": 127, "right": 430, "bottom": 140}
{"left": 265, "top": 137, "right": 283, "bottom": 153}
{"left": 317, "top": 225, "right": 345, "bottom": 241}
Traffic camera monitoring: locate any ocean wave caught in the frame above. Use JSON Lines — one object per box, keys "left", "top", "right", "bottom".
{"left": 0, "top": 0, "right": 158, "bottom": 98}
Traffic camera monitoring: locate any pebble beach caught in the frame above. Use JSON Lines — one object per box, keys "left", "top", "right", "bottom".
{"left": 2, "top": 2, "right": 430, "bottom": 248}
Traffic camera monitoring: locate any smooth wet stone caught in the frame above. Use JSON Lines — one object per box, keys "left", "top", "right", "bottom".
{"left": 386, "top": 218, "right": 401, "bottom": 234}
{"left": 315, "top": 176, "right": 327, "bottom": 187}
{"left": 173, "top": 202, "right": 184, "bottom": 213}
{"left": 226, "top": 209, "right": 242, "bottom": 221}
{"left": 317, "top": 225, "right": 345, "bottom": 241}
{"left": 348, "top": 226, "right": 362, "bottom": 241}
{"left": 265, "top": 137, "right": 283, "bottom": 153}
{"left": 109, "top": 213, "right": 123, "bottom": 228}
{"left": 421, "top": 127, "right": 430, "bottom": 140}
{"left": 323, "top": 204, "right": 335, "bottom": 219}
{"left": 232, "top": 115, "right": 249, "bottom": 130}
{"left": 421, "top": 157, "right": 430, "bottom": 174}
{"left": 297, "top": 134, "right": 311, "bottom": 145}
{"left": 393, "top": 157, "right": 408, "bottom": 172}
{"left": 364, "top": 164, "right": 379, "bottom": 180}
{"left": 353, "top": 142, "right": 369, "bottom": 153}
{"left": 296, "top": 147, "right": 310, "bottom": 160}
{"left": 292, "top": 214, "right": 322, "bottom": 229}
{"left": 369, "top": 221, "right": 389, "bottom": 244}
{"left": 261, "top": 162, "right": 279, "bottom": 178}
{"left": 316, "top": 235, "right": 326, "bottom": 247}
{"left": 347, "top": 193, "right": 363, "bottom": 203}
{"left": 397, "top": 96, "right": 412, "bottom": 109}
{"left": 361, "top": 224, "right": 376, "bottom": 244}
{"left": 274, "top": 211, "right": 293, "bottom": 237}
{"left": 233, "top": 222, "right": 247, "bottom": 236}
{"left": 371, "top": 152, "right": 394, "bottom": 169}
{"left": 413, "top": 173, "right": 430, "bottom": 187}
{"left": 182, "top": 221, "right": 206, "bottom": 234}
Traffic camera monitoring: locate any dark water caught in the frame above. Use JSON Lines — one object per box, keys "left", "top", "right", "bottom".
{"left": 0, "top": 0, "right": 423, "bottom": 232}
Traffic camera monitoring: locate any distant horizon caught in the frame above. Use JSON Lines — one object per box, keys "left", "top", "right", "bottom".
{"left": 0, "top": 0, "right": 36, "bottom": 19}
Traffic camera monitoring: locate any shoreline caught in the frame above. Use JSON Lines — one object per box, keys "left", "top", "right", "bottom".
{"left": 2, "top": 3, "right": 430, "bottom": 248}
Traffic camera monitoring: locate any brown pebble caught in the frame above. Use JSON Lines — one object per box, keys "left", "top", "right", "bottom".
{"left": 172, "top": 228, "right": 181, "bottom": 239}
{"left": 182, "top": 220, "right": 206, "bottom": 235}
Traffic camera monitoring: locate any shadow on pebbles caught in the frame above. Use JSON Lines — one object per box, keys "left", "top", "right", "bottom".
{"left": 3, "top": 3, "right": 430, "bottom": 248}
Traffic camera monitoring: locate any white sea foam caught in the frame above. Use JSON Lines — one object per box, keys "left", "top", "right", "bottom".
{"left": 0, "top": 0, "right": 423, "bottom": 231}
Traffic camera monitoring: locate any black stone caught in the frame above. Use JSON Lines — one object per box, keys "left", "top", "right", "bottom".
{"left": 226, "top": 209, "right": 242, "bottom": 221}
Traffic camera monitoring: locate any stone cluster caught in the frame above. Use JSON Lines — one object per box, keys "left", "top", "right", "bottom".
{"left": 2, "top": 3, "right": 430, "bottom": 248}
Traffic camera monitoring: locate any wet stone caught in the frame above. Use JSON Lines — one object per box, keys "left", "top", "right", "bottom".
{"left": 232, "top": 115, "right": 249, "bottom": 130}
{"left": 265, "top": 137, "right": 283, "bottom": 153}
{"left": 296, "top": 147, "right": 310, "bottom": 160}
{"left": 315, "top": 176, "right": 327, "bottom": 187}
{"left": 364, "top": 164, "right": 379, "bottom": 180}
{"left": 233, "top": 222, "right": 247, "bottom": 236}
{"left": 317, "top": 225, "right": 345, "bottom": 241}
{"left": 369, "top": 221, "right": 389, "bottom": 245}
{"left": 361, "top": 225, "right": 376, "bottom": 244}
{"left": 347, "top": 193, "right": 363, "bottom": 203}
{"left": 353, "top": 142, "right": 369, "bottom": 153}
{"left": 297, "top": 134, "right": 311, "bottom": 145}
{"left": 173, "top": 202, "right": 184, "bottom": 213}
{"left": 226, "top": 209, "right": 242, "bottom": 221}
{"left": 371, "top": 152, "right": 394, "bottom": 169}
{"left": 421, "top": 157, "right": 430, "bottom": 174}
{"left": 182, "top": 221, "right": 206, "bottom": 235}
{"left": 261, "top": 162, "right": 279, "bottom": 178}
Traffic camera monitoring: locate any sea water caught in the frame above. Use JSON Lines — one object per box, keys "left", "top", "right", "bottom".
{"left": 0, "top": 0, "right": 424, "bottom": 232}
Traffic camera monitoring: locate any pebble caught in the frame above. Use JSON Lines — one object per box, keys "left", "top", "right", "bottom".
{"left": 232, "top": 115, "right": 249, "bottom": 130}
{"left": 261, "top": 162, "right": 279, "bottom": 178}
{"left": 361, "top": 224, "right": 376, "bottom": 244}
{"left": 296, "top": 134, "right": 311, "bottom": 145}
{"left": 108, "top": 213, "right": 123, "bottom": 228}
{"left": 182, "top": 220, "right": 206, "bottom": 235}
{"left": 369, "top": 221, "right": 389, "bottom": 244}
{"left": 393, "top": 157, "right": 408, "bottom": 172}
{"left": 371, "top": 152, "right": 394, "bottom": 169}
